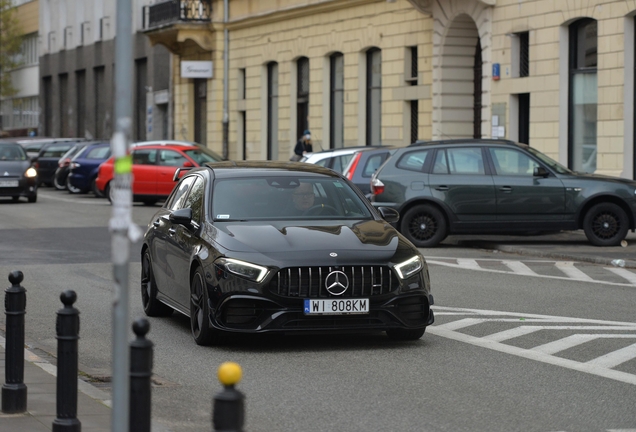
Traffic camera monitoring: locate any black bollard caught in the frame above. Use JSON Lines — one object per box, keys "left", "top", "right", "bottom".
{"left": 2, "top": 270, "right": 27, "bottom": 413}
{"left": 212, "top": 362, "right": 245, "bottom": 432}
{"left": 52, "top": 291, "right": 81, "bottom": 432}
{"left": 130, "top": 318, "right": 153, "bottom": 432}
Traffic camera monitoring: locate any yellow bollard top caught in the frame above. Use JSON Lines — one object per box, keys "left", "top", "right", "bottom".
{"left": 218, "top": 362, "right": 242, "bottom": 386}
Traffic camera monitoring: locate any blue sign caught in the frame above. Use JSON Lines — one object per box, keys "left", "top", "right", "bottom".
{"left": 492, "top": 63, "right": 500, "bottom": 81}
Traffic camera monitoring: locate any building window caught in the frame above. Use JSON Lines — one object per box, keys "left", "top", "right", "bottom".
{"left": 0, "top": 96, "right": 38, "bottom": 130}
{"left": 238, "top": 68, "right": 246, "bottom": 100}
{"left": 267, "top": 62, "right": 279, "bottom": 160}
{"left": 512, "top": 32, "right": 529, "bottom": 78}
{"left": 59, "top": 73, "right": 69, "bottom": 137}
{"left": 406, "top": 46, "right": 418, "bottom": 85}
{"left": 12, "top": 33, "right": 38, "bottom": 67}
{"left": 297, "top": 57, "right": 309, "bottom": 140}
{"left": 410, "top": 100, "right": 418, "bottom": 144}
{"left": 94, "top": 66, "right": 105, "bottom": 139}
{"left": 569, "top": 19, "right": 597, "bottom": 173}
{"left": 366, "top": 48, "right": 381, "bottom": 146}
{"left": 330, "top": 52, "right": 344, "bottom": 149}
{"left": 76, "top": 70, "right": 86, "bottom": 138}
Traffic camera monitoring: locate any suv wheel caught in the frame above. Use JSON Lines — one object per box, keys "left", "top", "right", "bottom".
{"left": 583, "top": 202, "right": 629, "bottom": 246}
{"left": 401, "top": 204, "right": 447, "bottom": 248}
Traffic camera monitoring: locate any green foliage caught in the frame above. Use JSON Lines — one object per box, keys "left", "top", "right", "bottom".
{"left": 0, "top": 0, "right": 23, "bottom": 98}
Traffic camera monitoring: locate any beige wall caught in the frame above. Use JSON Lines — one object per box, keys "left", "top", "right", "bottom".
{"left": 167, "top": 0, "right": 636, "bottom": 175}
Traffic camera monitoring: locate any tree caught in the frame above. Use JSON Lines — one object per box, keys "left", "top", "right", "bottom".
{"left": 0, "top": 0, "right": 22, "bottom": 99}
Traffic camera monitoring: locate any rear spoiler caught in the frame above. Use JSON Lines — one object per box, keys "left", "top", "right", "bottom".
{"left": 173, "top": 167, "right": 194, "bottom": 181}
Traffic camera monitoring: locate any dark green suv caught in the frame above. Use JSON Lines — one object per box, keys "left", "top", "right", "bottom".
{"left": 370, "top": 139, "right": 636, "bottom": 247}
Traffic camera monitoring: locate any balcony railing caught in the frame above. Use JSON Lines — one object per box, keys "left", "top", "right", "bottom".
{"left": 143, "top": 0, "right": 212, "bottom": 30}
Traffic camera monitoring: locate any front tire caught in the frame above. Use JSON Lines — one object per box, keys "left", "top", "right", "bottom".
{"left": 386, "top": 327, "right": 426, "bottom": 341}
{"left": 27, "top": 194, "right": 37, "bottom": 203}
{"left": 66, "top": 176, "right": 83, "bottom": 194}
{"left": 400, "top": 204, "right": 447, "bottom": 247}
{"left": 583, "top": 202, "right": 629, "bottom": 246}
{"left": 141, "top": 251, "right": 173, "bottom": 317}
{"left": 53, "top": 169, "right": 67, "bottom": 190}
{"left": 190, "top": 267, "right": 222, "bottom": 346}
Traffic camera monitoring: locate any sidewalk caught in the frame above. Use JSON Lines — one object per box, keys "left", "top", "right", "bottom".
{"left": 1, "top": 228, "right": 635, "bottom": 432}
{"left": 0, "top": 337, "right": 112, "bottom": 432}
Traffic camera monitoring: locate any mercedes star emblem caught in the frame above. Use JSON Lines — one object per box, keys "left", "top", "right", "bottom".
{"left": 325, "top": 271, "right": 349, "bottom": 296}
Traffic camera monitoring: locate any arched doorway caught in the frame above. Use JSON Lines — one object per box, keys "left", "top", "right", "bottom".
{"left": 437, "top": 14, "right": 483, "bottom": 139}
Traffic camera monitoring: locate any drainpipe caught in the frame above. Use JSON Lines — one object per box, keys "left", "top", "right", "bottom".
{"left": 222, "top": 0, "right": 229, "bottom": 159}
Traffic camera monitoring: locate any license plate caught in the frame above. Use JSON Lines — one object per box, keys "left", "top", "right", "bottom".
{"left": 0, "top": 180, "right": 18, "bottom": 187}
{"left": 304, "top": 298, "right": 369, "bottom": 315}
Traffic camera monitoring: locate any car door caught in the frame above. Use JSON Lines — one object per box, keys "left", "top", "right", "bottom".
{"left": 164, "top": 175, "right": 203, "bottom": 308}
{"left": 131, "top": 148, "right": 158, "bottom": 196}
{"left": 428, "top": 147, "right": 497, "bottom": 222}
{"left": 487, "top": 147, "right": 566, "bottom": 221}
{"left": 157, "top": 149, "right": 192, "bottom": 196}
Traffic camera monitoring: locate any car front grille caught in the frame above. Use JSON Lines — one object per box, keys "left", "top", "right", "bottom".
{"left": 268, "top": 266, "right": 398, "bottom": 298}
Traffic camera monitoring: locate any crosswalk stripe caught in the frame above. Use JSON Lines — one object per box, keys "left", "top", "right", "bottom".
{"left": 534, "top": 334, "right": 636, "bottom": 355}
{"left": 587, "top": 342, "right": 636, "bottom": 368}
{"left": 482, "top": 326, "right": 542, "bottom": 342}
{"left": 605, "top": 267, "right": 636, "bottom": 285}
{"left": 502, "top": 260, "right": 538, "bottom": 276}
{"left": 434, "top": 318, "right": 485, "bottom": 330}
{"left": 456, "top": 258, "right": 481, "bottom": 270}
{"left": 555, "top": 261, "right": 594, "bottom": 281}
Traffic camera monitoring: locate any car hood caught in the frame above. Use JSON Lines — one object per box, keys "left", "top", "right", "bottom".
{"left": 0, "top": 160, "right": 30, "bottom": 175}
{"left": 210, "top": 219, "right": 417, "bottom": 265}
{"left": 564, "top": 172, "right": 636, "bottom": 186}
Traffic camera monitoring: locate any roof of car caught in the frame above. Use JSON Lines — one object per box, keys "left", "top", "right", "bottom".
{"left": 409, "top": 138, "right": 522, "bottom": 147}
{"left": 202, "top": 160, "right": 340, "bottom": 178}
{"left": 132, "top": 140, "right": 201, "bottom": 147}
{"left": 307, "top": 145, "right": 390, "bottom": 155}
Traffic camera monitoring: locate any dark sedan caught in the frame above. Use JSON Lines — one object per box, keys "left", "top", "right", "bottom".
{"left": 0, "top": 143, "right": 38, "bottom": 202}
{"left": 141, "top": 161, "right": 434, "bottom": 345}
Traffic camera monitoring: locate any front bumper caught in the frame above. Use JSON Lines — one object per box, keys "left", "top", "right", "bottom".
{"left": 208, "top": 293, "right": 434, "bottom": 334}
{"left": 0, "top": 177, "right": 37, "bottom": 198}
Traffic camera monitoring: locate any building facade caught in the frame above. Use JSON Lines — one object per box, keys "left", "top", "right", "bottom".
{"left": 0, "top": 0, "right": 40, "bottom": 136}
{"left": 39, "top": 0, "right": 172, "bottom": 141}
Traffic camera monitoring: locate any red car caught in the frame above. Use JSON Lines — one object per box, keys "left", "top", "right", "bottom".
{"left": 95, "top": 141, "right": 223, "bottom": 205}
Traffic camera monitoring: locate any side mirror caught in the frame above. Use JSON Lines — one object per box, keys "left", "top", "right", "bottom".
{"left": 533, "top": 166, "right": 549, "bottom": 177}
{"left": 169, "top": 208, "right": 193, "bottom": 227}
{"left": 378, "top": 206, "right": 400, "bottom": 224}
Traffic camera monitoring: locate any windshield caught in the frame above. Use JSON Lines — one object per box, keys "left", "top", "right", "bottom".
{"left": 184, "top": 147, "right": 223, "bottom": 165}
{"left": 212, "top": 176, "right": 373, "bottom": 221}
{"left": 0, "top": 144, "right": 27, "bottom": 161}
{"left": 525, "top": 146, "right": 572, "bottom": 174}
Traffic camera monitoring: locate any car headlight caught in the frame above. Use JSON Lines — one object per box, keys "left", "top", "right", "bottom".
{"left": 394, "top": 256, "right": 423, "bottom": 279}
{"left": 25, "top": 167, "right": 37, "bottom": 178}
{"left": 222, "top": 258, "right": 269, "bottom": 282}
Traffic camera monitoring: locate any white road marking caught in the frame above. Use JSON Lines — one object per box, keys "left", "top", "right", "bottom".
{"left": 502, "top": 260, "right": 538, "bottom": 276}
{"left": 605, "top": 267, "right": 636, "bottom": 285}
{"left": 531, "top": 334, "right": 636, "bottom": 355}
{"left": 555, "top": 261, "right": 594, "bottom": 281}
{"left": 426, "top": 257, "right": 636, "bottom": 287}
{"left": 587, "top": 342, "right": 636, "bottom": 369}
{"left": 431, "top": 306, "right": 636, "bottom": 386}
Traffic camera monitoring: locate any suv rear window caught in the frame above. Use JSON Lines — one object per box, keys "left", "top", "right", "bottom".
{"left": 396, "top": 150, "right": 429, "bottom": 172}
{"left": 362, "top": 153, "right": 388, "bottom": 177}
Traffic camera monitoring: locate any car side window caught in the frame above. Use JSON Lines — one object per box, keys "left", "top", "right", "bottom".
{"left": 432, "top": 150, "right": 449, "bottom": 174}
{"left": 396, "top": 150, "right": 429, "bottom": 172}
{"left": 362, "top": 153, "right": 387, "bottom": 177}
{"left": 332, "top": 155, "right": 354, "bottom": 173}
{"left": 184, "top": 177, "right": 205, "bottom": 222}
{"left": 489, "top": 148, "right": 540, "bottom": 176}
{"left": 86, "top": 146, "right": 111, "bottom": 159}
{"left": 159, "top": 150, "right": 188, "bottom": 167}
{"left": 315, "top": 158, "right": 329, "bottom": 168}
{"left": 132, "top": 149, "right": 157, "bottom": 165}
{"left": 167, "top": 176, "right": 195, "bottom": 211}
{"left": 445, "top": 148, "right": 485, "bottom": 175}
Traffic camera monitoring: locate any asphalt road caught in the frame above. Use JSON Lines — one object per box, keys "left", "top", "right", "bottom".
{"left": 1, "top": 189, "right": 636, "bottom": 432}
